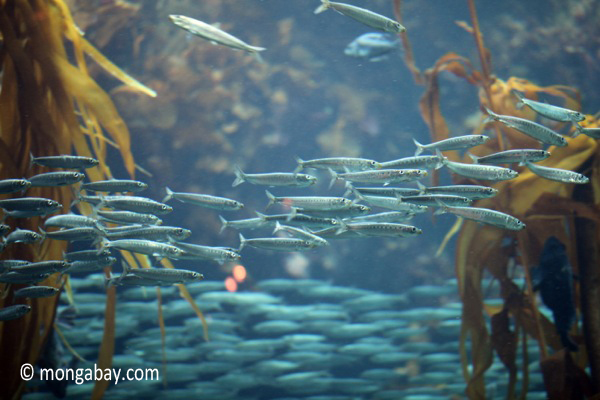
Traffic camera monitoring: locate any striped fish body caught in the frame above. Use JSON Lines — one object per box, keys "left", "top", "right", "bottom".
{"left": 345, "top": 211, "right": 415, "bottom": 223}
{"left": 419, "top": 184, "right": 498, "bottom": 200}
{"left": 240, "top": 235, "right": 316, "bottom": 252}
{"left": 29, "top": 171, "right": 85, "bottom": 187}
{"left": 31, "top": 155, "right": 99, "bottom": 169}
{"left": 0, "top": 272, "right": 49, "bottom": 284}
{"left": 81, "top": 180, "right": 147, "bottom": 193}
{"left": 233, "top": 167, "right": 316, "bottom": 188}
{"left": 443, "top": 159, "right": 518, "bottom": 181}
{"left": 485, "top": 108, "right": 567, "bottom": 147}
{"left": 14, "top": 286, "right": 59, "bottom": 298}
{"left": 266, "top": 191, "right": 352, "bottom": 211}
{"left": 336, "top": 169, "right": 427, "bottom": 185}
{"left": 11, "top": 260, "right": 69, "bottom": 274}
{"left": 106, "top": 226, "right": 191, "bottom": 242}
{"left": 413, "top": 135, "right": 489, "bottom": 156}
{"left": 470, "top": 149, "right": 550, "bottom": 165}
{"left": 5, "top": 229, "right": 43, "bottom": 244}
{"left": 525, "top": 162, "right": 589, "bottom": 184}
{"left": 100, "top": 196, "right": 173, "bottom": 215}
{"left": 105, "top": 239, "right": 183, "bottom": 258}
{"left": 352, "top": 187, "right": 421, "bottom": 197}
{"left": 174, "top": 242, "right": 240, "bottom": 262}
{"left": 65, "top": 257, "right": 116, "bottom": 273}
{"left": 361, "top": 195, "right": 428, "bottom": 213}
{"left": 380, "top": 156, "right": 443, "bottom": 170}
{"left": 515, "top": 92, "right": 585, "bottom": 122}
{"left": 0, "top": 304, "right": 31, "bottom": 321}
{"left": 437, "top": 205, "right": 525, "bottom": 231}
{"left": 0, "top": 179, "right": 31, "bottom": 194}
{"left": 295, "top": 156, "right": 380, "bottom": 173}
{"left": 45, "top": 227, "right": 104, "bottom": 242}
{"left": 315, "top": 1, "right": 405, "bottom": 33}
{"left": 44, "top": 214, "right": 100, "bottom": 229}
{"left": 126, "top": 267, "right": 203, "bottom": 283}
{"left": 342, "top": 222, "right": 421, "bottom": 237}
{"left": 97, "top": 210, "right": 162, "bottom": 226}
{"left": 0, "top": 197, "right": 61, "bottom": 212}
{"left": 165, "top": 188, "right": 243, "bottom": 211}
{"left": 64, "top": 248, "right": 112, "bottom": 262}
{"left": 400, "top": 194, "right": 472, "bottom": 207}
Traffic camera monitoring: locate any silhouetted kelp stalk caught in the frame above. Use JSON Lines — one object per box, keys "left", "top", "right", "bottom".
{"left": 393, "top": 0, "right": 600, "bottom": 398}
{"left": 0, "top": 1, "right": 209, "bottom": 398}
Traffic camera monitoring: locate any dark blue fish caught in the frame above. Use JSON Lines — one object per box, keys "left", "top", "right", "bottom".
{"left": 532, "top": 236, "right": 578, "bottom": 351}
{"left": 344, "top": 32, "right": 400, "bottom": 62}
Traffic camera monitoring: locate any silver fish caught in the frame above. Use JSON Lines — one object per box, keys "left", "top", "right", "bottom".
{"left": 174, "top": 242, "right": 241, "bottom": 263}
{"left": 484, "top": 107, "right": 568, "bottom": 147}
{"left": 350, "top": 186, "right": 421, "bottom": 197}
{"left": 0, "top": 272, "right": 49, "bottom": 284}
{"left": 299, "top": 204, "right": 371, "bottom": 218}
{"left": 11, "top": 260, "right": 69, "bottom": 274}
{"left": 440, "top": 152, "right": 518, "bottom": 181}
{"left": 417, "top": 182, "right": 497, "bottom": 200}
{"left": 435, "top": 203, "right": 525, "bottom": 231}
{"left": 44, "top": 214, "right": 102, "bottom": 229}
{"left": 330, "top": 168, "right": 427, "bottom": 188}
{"left": 5, "top": 229, "right": 44, "bottom": 244}
{"left": 345, "top": 211, "right": 414, "bottom": 223}
{"left": 28, "top": 171, "right": 85, "bottom": 187}
{"left": 122, "top": 263, "right": 204, "bottom": 284}
{"left": 81, "top": 179, "right": 148, "bottom": 193}
{"left": 163, "top": 187, "right": 243, "bottom": 211}
{"left": 344, "top": 32, "right": 400, "bottom": 62}
{"left": 233, "top": 166, "right": 316, "bottom": 188}
{"left": 255, "top": 212, "right": 339, "bottom": 229}
{"left": 30, "top": 154, "right": 99, "bottom": 169}
{"left": 400, "top": 194, "right": 472, "bottom": 207}
{"left": 575, "top": 125, "right": 600, "bottom": 139}
{"left": 0, "top": 179, "right": 31, "bottom": 194}
{"left": 91, "top": 195, "right": 172, "bottom": 215}
{"left": 64, "top": 257, "right": 116, "bottom": 274}
{"left": 294, "top": 156, "right": 381, "bottom": 173}
{"left": 359, "top": 194, "right": 428, "bottom": 213}
{"left": 413, "top": 135, "right": 489, "bottom": 156}
{"left": 43, "top": 227, "right": 105, "bottom": 242}
{"left": 265, "top": 190, "right": 353, "bottom": 211}
{"left": 0, "top": 224, "right": 9, "bottom": 236}
{"left": 273, "top": 222, "right": 329, "bottom": 246}
{"left": 14, "top": 286, "right": 60, "bottom": 298}
{"left": 106, "top": 274, "right": 173, "bottom": 287}
{"left": 218, "top": 215, "right": 266, "bottom": 234}
{"left": 102, "top": 239, "right": 184, "bottom": 259}
{"left": 514, "top": 91, "right": 585, "bottom": 123}
{"left": 380, "top": 155, "right": 443, "bottom": 170}
{"left": 0, "top": 197, "right": 61, "bottom": 212}
{"left": 525, "top": 161, "right": 589, "bottom": 184}
{"left": 338, "top": 221, "right": 421, "bottom": 237}
{"left": 0, "top": 260, "right": 30, "bottom": 273}
{"left": 468, "top": 149, "right": 550, "bottom": 165}
{"left": 63, "top": 248, "right": 112, "bottom": 262}
{"left": 105, "top": 225, "right": 191, "bottom": 242}
{"left": 239, "top": 233, "right": 317, "bottom": 252}
{"left": 0, "top": 304, "right": 31, "bottom": 321}
{"left": 169, "top": 15, "right": 266, "bottom": 54}
{"left": 314, "top": 0, "right": 406, "bottom": 33}
{"left": 96, "top": 210, "right": 162, "bottom": 226}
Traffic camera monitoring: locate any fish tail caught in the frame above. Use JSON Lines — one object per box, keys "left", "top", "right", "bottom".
{"left": 467, "top": 152, "right": 480, "bottom": 164}
{"left": 482, "top": 107, "right": 499, "bottom": 123}
{"left": 435, "top": 149, "right": 448, "bottom": 166}
{"left": 29, "top": 152, "right": 35, "bottom": 170}
{"left": 163, "top": 187, "right": 174, "bottom": 203}
{"left": 238, "top": 233, "right": 246, "bottom": 252}
{"left": 328, "top": 168, "right": 338, "bottom": 190}
{"left": 433, "top": 199, "right": 449, "bottom": 216}
{"left": 293, "top": 156, "right": 305, "bottom": 174}
{"left": 314, "top": 0, "right": 331, "bottom": 14}
{"left": 335, "top": 218, "right": 348, "bottom": 235}
{"left": 98, "top": 238, "right": 111, "bottom": 255}
{"left": 232, "top": 165, "right": 246, "bottom": 187}
{"left": 218, "top": 215, "right": 228, "bottom": 234}
{"left": 255, "top": 211, "right": 267, "bottom": 222}
{"left": 265, "top": 190, "right": 276, "bottom": 210}
{"left": 416, "top": 181, "right": 427, "bottom": 194}
{"left": 412, "top": 138, "right": 424, "bottom": 156}
{"left": 272, "top": 221, "right": 283, "bottom": 235}
{"left": 343, "top": 182, "right": 355, "bottom": 198}
{"left": 512, "top": 90, "right": 526, "bottom": 110}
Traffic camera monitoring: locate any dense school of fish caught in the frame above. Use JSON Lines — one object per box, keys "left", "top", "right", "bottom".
{"left": 1, "top": 0, "right": 595, "bottom": 397}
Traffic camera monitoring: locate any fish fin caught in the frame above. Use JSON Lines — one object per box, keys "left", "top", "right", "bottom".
{"left": 255, "top": 211, "right": 267, "bottom": 222}
{"left": 293, "top": 156, "right": 305, "bottom": 174}
{"left": 327, "top": 168, "right": 338, "bottom": 190}
{"left": 232, "top": 165, "right": 246, "bottom": 187}
{"left": 251, "top": 49, "right": 266, "bottom": 63}
{"left": 163, "top": 187, "right": 174, "bottom": 203}
{"left": 265, "top": 190, "right": 276, "bottom": 210}
{"left": 335, "top": 218, "right": 347, "bottom": 235}
{"left": 314, "top": 0, "right": 331, "bottom": 14}
{"left": 433, "top": 199, "right": 448, "bottom": 216}
{"left": 272, "top": 221, "right": 283, "bottom": 235}
{"left": 289, "top": 207, "right": 298, "bottom": 220}
{"left": 218, "top": 215, "right": 228, "bottom": 234}
{"left": 342, "top": 182, "right": 354, "bottom": 198}
{"left": 435, "top": 149, "right": 448, "bottom": 166}
{"left": 38, "top": 227, "right": 46, "bottom": 241}
{"left": 512, "top": 90, "right": 525, "bottom": 110}
{"left": 412, "top": 138, "right": 424, "bottom": 156}
{"left": 29, "top": 152, "right": 36, "bottom": 170}
{"left": 238, "top": 233, "right": 246, "bottom": 252}
{"left": 416, "top": 181, "right": 427, "bottom": 194}
{"left": 467, "top": 152, "right": 480, "bottom": 164}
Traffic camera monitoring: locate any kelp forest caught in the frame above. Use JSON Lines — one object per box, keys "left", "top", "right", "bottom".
{"left": 0, "top": 0, "right": 599, "bottom": 399}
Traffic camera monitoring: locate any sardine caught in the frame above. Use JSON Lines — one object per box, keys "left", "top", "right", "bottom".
{"left": 0, "top": 272, "right": 50, "bottom": 284}
{"left": 96, "top": 210, "right": 162, "bottom": 226}
{"left": 81, "top": 179, "right": 148, "bottom": 193}
{"left": 484, "top": 107, "right": 568, "bottom": 147}
{"left": 435, "top": 203, "right": 525, "bottom": 231}
{"left": 273, "top": 222, "right": 329, "bottom": 246}
{"left": 218, "top": 215, "right": 266, "bottom": 234}
{"left": 233, "top": 166, "right": 316, "bottom": 188}
{"left": 30, "top": 154, "right": 99, "bottom": 169}
{"left": 294, "top": 156, "right": 381, "bottom": 173}
{"left": 169, "top": 15, "right": 266, "bottom": 54}
{"left": 350, "top": 186, "right": 421, "bottom": 198}
{"left": 440, "top": 152, "right": 518, "bottom": 181}
{"left": 330, "top": 168, "right": 427, "bottom": 188}
{"left": 5, "top": 229, "right": 44, "bottom": 244}
{"left": 468, "top": 149, "right": 550, "bottom": 165}
{"left": 122, "top": 263, "right": 204, "bottom": 284}
{"left": 14, "top": 286, "right": 60, "bottom": 298}
{"left": 239, "top": 233, "right": 317, "bottom": 252}
{"left": 359, "top": 194, "right": 428, "bottom": 213}
{"left": 64, "top": 257, "right": 116, "bottom": 274}
{"left": 43, "top": 227, "right": 105, "bottom": 242}
{"left": 63, "top": 248, "right": 112, "bottom": 262}
{"left": 525, "top": 161, "right": 589, "bottom": 184}
{"left": 11, "top": 260, "right": 69, "bottom": 275}
{"left": 163, "top": 187, "right": 243, "bottom": 211}
{"left": 265, "top": 190, "right": 353, "bottom": 211}
{"left": 0, "top": 197, "right": 61, "bottom": 212}
{"left": 514, "top": 91, "right": 585, "bottom": 123}
{"left": 102, "top": 239, "right": 184, "bottom": 259}
{"left": 299, "top": 204, "right": 371, "bottom": 218}
{"left": 105, "top": 225, "right": 191, "bottom": 242}
{"left": 89, "top": 195, "right": 172, "bottom": 215}
{"left": 417, "top": 182, "right": 498, "bottom": 200}
{"left": 174, "top": 242, "right": 241, "bottom": 263}
{"left": 337, "top": 221, "right": 421, "bottom": 237}
{"left": 314, "top": 0, "right": 406, "bottom": 33}
{"left": 413, "top": 135, "right": 489, "bottom": 156}
{"left": 44, "top": 214, "right": 102, "bottom": 229}
{"left": 0, "top": 179, "right": 31, "bottom": 194}
{"left": 380, "top": 155, "right": 443, "bottom": 170}
{"left": 400, "top": 194, "right": 472, "bottom": 207}
{"left": 28, "top": 171, "right": 85, "bottom": 187}
{"left": 0, "top": 304, "right": 31, "bottom": 321}
{"left": 256, "top": 211, "right": 339, "bottom": 229}
{"left": 344, "top": 211, "right": 414, "bottom": 223}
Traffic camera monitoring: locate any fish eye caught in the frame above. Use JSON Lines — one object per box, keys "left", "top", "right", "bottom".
{"left": 331, "top": 219, "right": 339, "bottom": 225}
{"left": 46, "top": 200, "right": 54, "bottom": 207}
{"left": 370, "top": 161, "right": 377, "bottom": 166}
{"left": 20, "top": 180, "right": 28, "bottom": 186}
{"left": 137, "top": 182, "right": 145, "bottom": 187}
{"left": 161, "top": 205, "right": 168, "bottom": 210}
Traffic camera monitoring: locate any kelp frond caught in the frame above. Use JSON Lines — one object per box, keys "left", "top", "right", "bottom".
{"left": 0, "top": 0, "right": 152, "bottom": 398}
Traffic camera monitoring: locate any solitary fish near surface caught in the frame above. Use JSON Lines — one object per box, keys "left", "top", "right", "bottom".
{"left": 315, "top": 0, "right": 405, "bottom": 33}
{"left": 169, "top": 15, "right": 266, "bottom": 55}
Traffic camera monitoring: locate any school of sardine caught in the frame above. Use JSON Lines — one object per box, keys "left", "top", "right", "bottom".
{"left": 2, "top": 1, "right": 595, "bottom": 398}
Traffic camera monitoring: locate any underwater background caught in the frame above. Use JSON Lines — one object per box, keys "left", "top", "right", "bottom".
{"left": 1, "top": 0, "right": 599, "bottom": 399}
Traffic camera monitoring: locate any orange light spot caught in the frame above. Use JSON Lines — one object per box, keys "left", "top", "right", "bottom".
{"left": 225, "top": 276, "right": 238, "bottom": 292}
{"left": 232, "top": 265, "right": 247, "bottom": 283}
{"left": 282, "top": 197, "right": 293, "bottom": 208}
